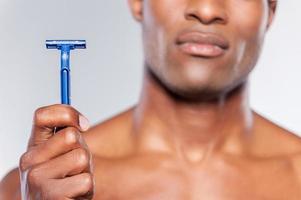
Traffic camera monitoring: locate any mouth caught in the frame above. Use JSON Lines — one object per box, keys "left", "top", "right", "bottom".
{"left": 175, "top": 31, "right": 230, "bottom": 58}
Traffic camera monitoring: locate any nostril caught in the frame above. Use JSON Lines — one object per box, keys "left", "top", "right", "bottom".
{"left": 185, "top": 12, "right": 227, "bottom": 25}
{"left": 185, "top": 13, "right": 200, "bottom": 22}
{"left": 184, "top": 3, "right": 228, "bottom": 25}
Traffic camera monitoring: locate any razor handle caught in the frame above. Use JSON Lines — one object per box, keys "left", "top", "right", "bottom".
{"left": 61, "top": 46, "right": 71, "bottom": 105}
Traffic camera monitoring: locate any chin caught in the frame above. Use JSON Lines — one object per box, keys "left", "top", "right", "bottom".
{"left": 146, "top": 59, "right": 244, "bottom": 101}
{"left": 158, "top": 74, "right": 231, "bottom": 101}
{"left": 170, "top": 84, "right": 226, "bottom": 101}
{"left": 164, "top": 68, "right": 249, "bottom": 101}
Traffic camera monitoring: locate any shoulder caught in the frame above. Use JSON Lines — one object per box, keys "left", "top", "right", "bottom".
{"left": 0, "top": 168, "right": 21, "bottom": 200}
{"left": 252, "top": 112, "right": 301, "bottom": 184}
{"left": 83, "top": 106, "right": 136, "bottom": 158}
{"left": 252, "top": 112, "right": 301, "bottom": 156}
{"left": 291, "top": 153, "right": 301, "bottom": 184}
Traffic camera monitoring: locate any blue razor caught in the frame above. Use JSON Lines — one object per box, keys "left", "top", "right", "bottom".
{"left": 46, "top": 40, "right": 86, "bottom": 105}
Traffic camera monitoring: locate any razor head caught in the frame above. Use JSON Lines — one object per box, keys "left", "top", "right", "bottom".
{"left": 46, "top": 40, "right": 86, "bottom": 50}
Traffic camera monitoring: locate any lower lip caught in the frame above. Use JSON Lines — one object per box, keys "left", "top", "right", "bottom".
{"left": 178, "top": 43, "right": 225, "bottom": 57}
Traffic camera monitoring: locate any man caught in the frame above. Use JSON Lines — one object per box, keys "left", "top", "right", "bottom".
{"left": 1, "top": 0, "right": 301, "bottom": 199}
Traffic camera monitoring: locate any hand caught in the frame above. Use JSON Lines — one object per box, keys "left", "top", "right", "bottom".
{"left": 19, "top": 104, "right": 94, "bottom": 200}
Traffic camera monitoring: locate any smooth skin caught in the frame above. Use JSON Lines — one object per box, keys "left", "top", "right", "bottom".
{"left": 2, "top": 0, "right": 301, "bottom": 199}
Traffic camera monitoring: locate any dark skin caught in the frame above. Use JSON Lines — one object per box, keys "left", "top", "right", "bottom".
{"left": 1, "top": 0, "right": 301, "bottom": 199}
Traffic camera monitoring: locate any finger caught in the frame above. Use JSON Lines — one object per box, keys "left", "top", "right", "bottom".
{"left": 58, "top": 173, "right": 94, "bottom": 199}
{"left": 29, "top": 104, "right": 90, "bottom": 147}
{"left": 30, "top": 148, "right": 91, "bottom": 180}
{"left": 33, "top": 177, "right": 91, "bottom": 200}
{"left": 20, "top": 127, "right": 86, "bottom": 171}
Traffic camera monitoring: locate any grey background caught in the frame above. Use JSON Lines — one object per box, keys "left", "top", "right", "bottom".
{"left": 0, "top": 0, "right": 300, "bottom": 179}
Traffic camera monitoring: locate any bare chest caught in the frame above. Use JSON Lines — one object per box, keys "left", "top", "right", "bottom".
{"left": 92, "top": 157, "right": 301, "bottom": 200}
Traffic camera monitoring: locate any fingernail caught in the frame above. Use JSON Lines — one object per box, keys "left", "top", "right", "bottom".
{"left": 79, "top": 115, "right": 90, "bottom": 131}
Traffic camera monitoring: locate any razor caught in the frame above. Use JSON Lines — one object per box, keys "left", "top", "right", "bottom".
{"left": 46, "top": 40, "right": 86, "bottom": 105}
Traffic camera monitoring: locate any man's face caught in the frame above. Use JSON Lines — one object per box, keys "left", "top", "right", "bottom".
{"left": 129, "top": 0, "right": 276, "bottom": 100}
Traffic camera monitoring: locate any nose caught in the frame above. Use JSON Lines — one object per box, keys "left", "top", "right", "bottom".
{"left": 184, "top": 0, "right": 228, "bottom": 25}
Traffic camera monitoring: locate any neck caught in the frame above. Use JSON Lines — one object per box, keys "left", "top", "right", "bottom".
{"left": 133, "top": 68, "right": 254, "bottom": 161}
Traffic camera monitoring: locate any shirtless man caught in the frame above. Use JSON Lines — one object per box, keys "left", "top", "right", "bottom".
{"left": 1, "top": 0, "right": 301, "bottom": 199}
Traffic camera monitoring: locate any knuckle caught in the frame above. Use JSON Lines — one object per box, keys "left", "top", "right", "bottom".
{"left": 61, "top": 106, "right": 77, "bottom": 122}
{"left": 34, "top": 107, "right": 47, "bottom": 124}
{"left": 61, "top": 111, "right": 73, "bottom": 122}
{"left": 82, "top": 173, "right": 94, "bottom": 192}
{"left": 27, "top": 167, "right": 41, "bottom": 186}
{"left": 75, "top": 148, "right": 89, "bottom": 168}
{"left": 19, "top": 152, "right": 33, "bottom": 171}
{"left": 34, "top": 106, "right": 46, "bottom": 117}
{"left": 63, "top": 127, "right": 80, "bottom": 146}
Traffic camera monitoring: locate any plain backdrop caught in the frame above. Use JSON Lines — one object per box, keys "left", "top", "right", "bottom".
{"left": 0, "top": 0, "right": 300, "bottom": 179}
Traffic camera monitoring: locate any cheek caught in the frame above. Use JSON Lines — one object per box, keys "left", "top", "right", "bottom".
{"left": 142, "top": 0, "right": 185, "bottom": 72}
{"left": 143, "top": 0, "right": 187, "bottom": 46}
{"left": 230, "top": 1, "right": 269, "bottom": 44}
{"left": 229, "top": 1, "right": 269, "bottom": 73}
{"left": 144, "top": 0, "right": 185, "bottom": 28}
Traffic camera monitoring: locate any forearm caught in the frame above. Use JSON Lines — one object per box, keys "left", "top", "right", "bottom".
{"left": 0, "top": 168, "right": 21, "bottom": 200}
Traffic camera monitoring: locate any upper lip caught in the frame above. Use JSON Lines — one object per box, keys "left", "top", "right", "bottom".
{"left": 176, "top": 30, "right": 230, "bottom": 50}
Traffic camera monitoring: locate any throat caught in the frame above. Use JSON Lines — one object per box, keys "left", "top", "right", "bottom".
{"left": 133, "top": 71, "right": 254, "bottom": 159}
